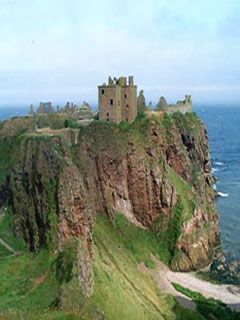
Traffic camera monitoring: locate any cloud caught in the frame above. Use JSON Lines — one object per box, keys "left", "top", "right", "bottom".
{"left": 0, "top": 0, "right": 240, "bottom": 106}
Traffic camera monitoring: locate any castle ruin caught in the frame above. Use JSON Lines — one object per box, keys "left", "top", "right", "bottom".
{"left": 98, "top": 76, "right": 137, "bottom": 123}
{"left": 37, "top": 102, "right": 54, "bottom": 114}
{"left": 156, "top": 95, "right": 192, "bottom": 114}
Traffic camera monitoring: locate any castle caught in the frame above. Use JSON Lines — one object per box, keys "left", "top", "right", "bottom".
{"left": 98, "top": 76, "right": 137, "bottom": 123}
{"left": 30, "top": 76, "right": 192, "bottom": 125}
{"left": 98, "top": 76, "right": 192, "bottom": 123}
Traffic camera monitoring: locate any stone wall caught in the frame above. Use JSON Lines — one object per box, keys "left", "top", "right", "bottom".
{"left": 98, "top": 84, "right": 122, "bottom": 123}
{"left": 120, "top": 85, "right": 137, "bottom": 122}
{"left": 156, "top": 95, "right": 192, "bottom": 114}
{"left": 36, "top": 127, "right": 79, "bottom": 146}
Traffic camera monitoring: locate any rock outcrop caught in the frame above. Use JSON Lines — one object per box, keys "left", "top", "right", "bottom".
{"left": 10, "top": 136, "right": 93, "bottom": 297}
{"left": 7, "top": 111, "right": 220, "bottom": 297}
{"left": 137, "top": 90, "right": 146, "bottom": 113}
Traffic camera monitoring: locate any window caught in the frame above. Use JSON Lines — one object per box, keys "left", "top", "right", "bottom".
{"left": 110, "top": 99, "right": 113, "bottom": 105}
{"left": 102, "top": 89, "right": 105, "bottom": 94}
{"left": 125, "top": 94, "right": 127, "bottom": 98}
{"left": 107, "top": 113, "right": 109, "bottom": 116}
{"left": 126, "top": 118, "right": 128, "bottom": 122}
{"left": 127, "top": 104, "right": 129, "bottom": 108}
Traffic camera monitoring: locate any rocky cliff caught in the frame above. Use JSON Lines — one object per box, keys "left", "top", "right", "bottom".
{"left": 6, "top": 111, "right": 220, "bottom": 299}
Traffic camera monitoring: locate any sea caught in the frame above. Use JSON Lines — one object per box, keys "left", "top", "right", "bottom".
{"left": 0, "top": 105, "right": 239, "bottom": 261}
{"left": 196, "top": 106, "right": 240, "bottom": 262}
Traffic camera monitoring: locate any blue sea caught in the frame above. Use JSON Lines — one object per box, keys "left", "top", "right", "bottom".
{"left": 0, "top": 105, "right": 240, "bottom": 261}
{"left": 0, "top": 106, "right": 28, "bottom": 120}
{"left": 196, "top": 106, "right": 240, "bottom": 261}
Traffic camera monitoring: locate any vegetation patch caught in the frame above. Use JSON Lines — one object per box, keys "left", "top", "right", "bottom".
{"left": 168, "top": 166, "right": 197, "bottom": 222}
{"left": 0, "top": 137, "right": 18, "bottom": 183}
{"left": 0, "top": 210, "right": 222, "bottom": 319}
{"left": 64, "top": 118, "right": 81, "bottom": 129}
{"left": 172, "top": 112, "right": 202, "bottom": 136}
{"left": 0, "top": 207, "right": 26, "bottom": 254}
{"left": 173, "top": 283, "right": 240, "bottom": 320}
{"left": 152, "top": 200, "right": 184, "bottom": 265}
{"left": 89, "top": 213, "right": 202, "bottom": 320}
{"left": 113, "top": 212, "right": 172, "bottom": 266}
{"left": 56, "top": 238, "right": 78, "bottom": 284}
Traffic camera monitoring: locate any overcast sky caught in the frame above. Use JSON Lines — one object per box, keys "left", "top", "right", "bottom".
{"left": 0, "top": 0, "right": 240, "bottom": 107}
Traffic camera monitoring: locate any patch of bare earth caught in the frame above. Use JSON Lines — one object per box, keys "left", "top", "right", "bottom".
{"left": 139, "top": 255, "right": 240, "bottom": 312}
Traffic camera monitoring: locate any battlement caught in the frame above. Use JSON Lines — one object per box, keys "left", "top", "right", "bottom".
{"left": 98, "top": 76, "right": 137, "bottom": 123}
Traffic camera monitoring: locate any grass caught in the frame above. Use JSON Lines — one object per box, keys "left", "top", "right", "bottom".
{"left": 167, "top": 166, "right": 197, "bottom": 222}
{"left": 172, "top": 112, "right": 202, "bottom": 136}
{"left": 173, "top": 283, "right": 240, "bottom": 320}
{"left": 0, "top": 210, "right": 81, "bottom": 319}
{"left": 113, "top": 212, "right": 171, "bottom": 266}
{"left": 0, "top": 208, "right": 26, "bottom": 253}
{"left": 151, "top": 197, "right": 192, "bottom": 268}
{"left": 0, "top": 208, "right": 89, "bottom": 319}
{"left": 0, "top": 137, "right": 18, "bottom": 183}
{"left": 84, "top": 214, "right": 206, "bottom": 320}
{"left": 0, "top": 210, "right": 225, "bottom": 319}
{"left": 0, "top": 250, "right": 58, "bottom": 311}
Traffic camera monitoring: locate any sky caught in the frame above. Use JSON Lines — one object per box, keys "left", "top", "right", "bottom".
{"left": 0, "top": 0, "right": 240, "bottom": 107}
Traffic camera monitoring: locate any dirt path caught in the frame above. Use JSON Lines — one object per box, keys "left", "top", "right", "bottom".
{"left": 0, "top": 212, "right": 16, "bottom": 255}
{"left": 156, "top": 259, "right": 240, "bottom": 312}
{"left": 0, "top": 238, "right": 16, "bottom": 254}
{"left": 139, "top": 260, "right": 196, "bottom": 311}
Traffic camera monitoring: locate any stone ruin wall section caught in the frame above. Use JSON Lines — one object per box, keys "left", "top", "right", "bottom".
{"left": 120, "top": 85, "right": 137, "bottom": 123}
{"left": 98, "top": 85, "right": 122, "bottom": 123}
{"left": 164, "top": 103, "right": 192, "bottom": 114}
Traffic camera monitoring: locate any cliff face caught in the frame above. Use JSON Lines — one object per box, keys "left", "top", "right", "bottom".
{"left": 10, "top": 136, "right": 93, "bottom": 297}
{"left": 8, "top": 112, "right": 220, "bottom": 297}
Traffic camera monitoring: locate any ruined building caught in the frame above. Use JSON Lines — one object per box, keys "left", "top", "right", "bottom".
{"left": 37, "top": 102, "right": 54, "bottom": 114}
{"left": 98, "top": 76, "right": 137, "bottom": 123}
{"left": 72, "top": 101, "right": 94, "bottom": 121}
{"left": 155, "top": 95, "right": 192, "bottom": 114}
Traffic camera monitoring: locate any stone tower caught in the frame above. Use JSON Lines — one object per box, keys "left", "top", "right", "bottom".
{"left": 98, "top": 76, "right": 137, "bottom": 123}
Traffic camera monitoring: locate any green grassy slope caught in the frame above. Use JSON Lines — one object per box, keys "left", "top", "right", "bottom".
{"left": 0, "top": 210, "right": 205, "bottom": 320}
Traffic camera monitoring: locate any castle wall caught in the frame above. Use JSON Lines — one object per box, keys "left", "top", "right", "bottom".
{"left": 157, "top": 95, "right": 193, "bottom": 114}
{"left": 163, "top": 103, "right": 192, "bottom": 114}
{"left": 98, "top": 85, "right": 122, "bottom": 123}
{"left": 35, "top": 128, "right": 79, "bottom": 146}
{"left": 120, "top": 85, "right": 137, "bottom": 123}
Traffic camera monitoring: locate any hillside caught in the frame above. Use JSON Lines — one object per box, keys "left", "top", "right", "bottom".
{"left": 0, "top": 111, "right": 229, "bottom": 319}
